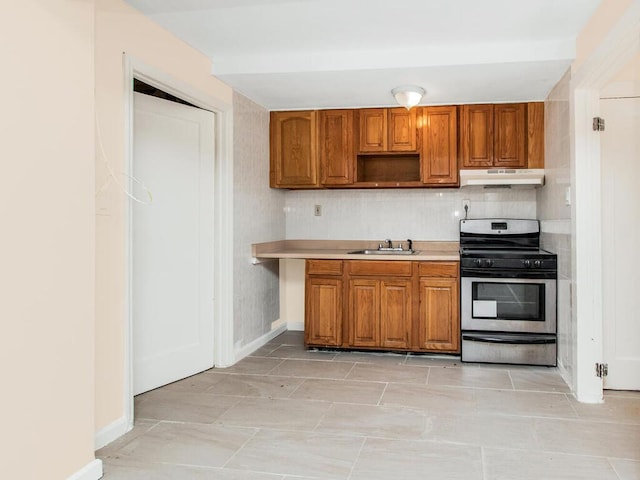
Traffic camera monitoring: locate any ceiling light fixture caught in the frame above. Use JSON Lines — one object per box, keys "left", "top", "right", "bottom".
{"left": 391, "top": 85, "right": 425, "bottom": 110}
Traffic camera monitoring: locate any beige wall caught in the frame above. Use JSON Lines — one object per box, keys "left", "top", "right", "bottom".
{"left": 574, "top": 0, "right": 634, "bottom": 70}
{"left": 94, "top": 0, "right": 232, "bottom": 431}
{"left": 612, "top": 53, "right": 640, "bottom": 82}
{"left": 0, "top": 1, "right": 96, "bottom": 478}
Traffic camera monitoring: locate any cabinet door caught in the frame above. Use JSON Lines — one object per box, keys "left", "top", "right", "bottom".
{"left": 418, "top": 277, "right": 460, "bottom": 352}
{"left": 380, "top": 279, "right": 412, "bottom": 349}
{"left": 388, "top": 108, "right": 417, "bottom": 152}
{"left": 358, "top": 108, "right": 387, "bottom": 152}
{"left": 348, "top": 279, "right": 380, "bottom": 347}
{"left": 527, "top": 102, "right": 545, "bottom": 168}
{"left": 319, "top": 109, "right": 354, "bottom": 185}
{"left": 270, "top": 111, "right": 318, "bottom": 187}
{"left": 421, "top": 106, "right": 458, "bottom": 185}
{"left": 460, "top": 104, "right": 494, "bottom": 168}
{"left": 494, "top": 103, "right": 526, "bottom": 167}
{"left": 305, "top": 277, "right": 343, "bottom": 347}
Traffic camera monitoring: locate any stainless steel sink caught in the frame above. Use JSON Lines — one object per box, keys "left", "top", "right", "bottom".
{"left": 348, "top": 249, "right": 419, "bottom": 255}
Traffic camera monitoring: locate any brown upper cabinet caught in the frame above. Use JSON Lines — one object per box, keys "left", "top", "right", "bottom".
{"left": 270, "top": 102, "right": 544, "bottom": 189}
{"left": 460, "top": 104, "right": 494, "bottom": 167}
{"left": 319, "top": 109, "right": 355, "bottom": 186}
{"left": 527, "top": 102, "right": 545, "bottom": 169}
{"left": 270, "top": 110, "right": 319, "bottom": 188}
{"left": 460, "top": 102, "right": 542, "bottom": 169}
{"left": 494, "top": 103, "right": 526, "bottom": 167}
{"left": 358, "top": 108, "right": 417, "bottom": 153}
{"left": 420, "top": 106, "right": 458, "bottom": 186}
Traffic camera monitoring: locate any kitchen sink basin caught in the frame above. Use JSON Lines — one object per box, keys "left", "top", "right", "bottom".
{"left": 348, "top": 249, "right": 419, "bottom": 255}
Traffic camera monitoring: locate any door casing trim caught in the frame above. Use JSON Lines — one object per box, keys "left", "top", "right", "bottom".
{"left": 121, "top": 54, "right": 235, "bottom": 437}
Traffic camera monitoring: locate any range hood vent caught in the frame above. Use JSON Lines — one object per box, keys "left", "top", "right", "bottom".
{"left": 460, "top": 169, "right": 545, "bottom": 188}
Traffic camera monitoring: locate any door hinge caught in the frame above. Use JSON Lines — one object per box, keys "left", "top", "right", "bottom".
{"left": 595, "top": 362, "right": 608, "bottom": 378}
{"left": 593, "top": 117, "right": 605, "bottom": 131}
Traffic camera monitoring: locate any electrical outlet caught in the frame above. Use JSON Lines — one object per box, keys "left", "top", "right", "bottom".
{"left": 314, "top": 204, "right": 322, "bottom": 216}
{"left": 462, "top": 199, "right": 471, "bottom": 210}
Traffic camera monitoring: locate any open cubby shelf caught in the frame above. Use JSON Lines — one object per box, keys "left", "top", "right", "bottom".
{"left": 356, "top": 154, "right": 421, "bottom": 183}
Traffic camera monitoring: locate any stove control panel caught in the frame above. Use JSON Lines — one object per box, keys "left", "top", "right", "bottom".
{"left": 473, "top": 258, "right": 494, "bottom": 268}
{"left": 461, "top": 255, "right": 557, "bottom": 272}
{"left": 523, "top": 259, "right": 544, "bottom": 268}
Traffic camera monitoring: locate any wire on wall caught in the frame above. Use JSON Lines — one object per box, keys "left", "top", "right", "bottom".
{"left": 95, "top": 113, "right": 153, "bottom": 206}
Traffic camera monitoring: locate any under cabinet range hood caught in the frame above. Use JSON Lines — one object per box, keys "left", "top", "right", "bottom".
{"left": 459, "top": 169, "right": 545, "bottom": 188}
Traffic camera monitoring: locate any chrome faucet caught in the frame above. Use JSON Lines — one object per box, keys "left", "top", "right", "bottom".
{"left": 378, "top": 239, "right": 393, "bottom": 250}
{"left": 377, "top": 239, "right": 414, "bottom": 252}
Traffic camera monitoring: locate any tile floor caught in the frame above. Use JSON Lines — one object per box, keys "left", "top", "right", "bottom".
{"left": 98, "top": 331, "right": 640, "bottom": 479}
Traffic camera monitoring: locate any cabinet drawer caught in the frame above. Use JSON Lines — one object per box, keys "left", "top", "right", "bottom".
{"left": 307, "top": 260, "right": 343, "bottom": 276}
{"left": 418, "top": 262, "right": 458, "bottom": 277}
{"left": 348, "top": 260, "right": 412, "bottom": 277}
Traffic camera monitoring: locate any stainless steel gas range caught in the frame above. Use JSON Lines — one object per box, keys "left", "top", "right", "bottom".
{"left": 459, "top": 219, "right": 558, "bottom": 366}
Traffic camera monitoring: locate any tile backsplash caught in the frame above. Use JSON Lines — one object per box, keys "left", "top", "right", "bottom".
{"left": 285, "top": 187, "right": 537, "bottom": 240}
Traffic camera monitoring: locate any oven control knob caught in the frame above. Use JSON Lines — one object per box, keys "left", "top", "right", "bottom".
{"left": 523, "top": 259, "right": 532, "bottom": 268}
{"left": 481, "top": 259, "right": 493, "bottom": 268}
{"left": 533, "top": 259, "right": 542, "bottom": 268}
{"left": 474, "top": 259, "right": 482, "bottom": 267}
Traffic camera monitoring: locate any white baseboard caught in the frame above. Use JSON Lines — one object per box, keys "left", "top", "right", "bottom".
{"left": 67, "top": 459, "right": 103, "bottom": 480}
{"left": 287, "top": 320, "right": 304, "bottom": 331}
{"left": 233, "top": 322, "right": 287, "bottom": 363}
{"left": 94, "top": 415, "right": 132, "bottom": 451}
{"left": 574, "top": 392, "right": 605, "bottom": 404}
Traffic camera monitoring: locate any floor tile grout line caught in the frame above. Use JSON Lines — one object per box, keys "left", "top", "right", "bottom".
{"left": 220, "top": 427, "right": 261, "bottom": 469}
{"left": 310, "top": 396, "right": 335, "bottom": 432}
{"left": 480, "top": 445, "right": 488, "bottom": 480}
{"left": 607, "top": 456, "right": 626, "bottom": 480}
{"left": 469, "top": 444, "right": 640, "bottom": 462}
{"left": 264, "top": 357, "right": 286, "bottom": 376}
{"left": 343, "top": 360, "right": 358, "bottom": 380}
{"left": 376, "top": 382, "right": 390, "bottom": 406}
{"left": 345, "top": 435, "right": 368, "bottom": 480}
{"left": 286, "top": 376, "right": 307, "bottom": 399}
{"left": 507, "top": 369, "right": 516, "bottom": 390}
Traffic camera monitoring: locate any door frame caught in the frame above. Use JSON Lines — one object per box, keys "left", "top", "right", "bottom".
{"left": 570, "top": 3, "right": 640, "bottom": 403}
{"left": 123, "top": 55, "right": 235, "bottom": 428}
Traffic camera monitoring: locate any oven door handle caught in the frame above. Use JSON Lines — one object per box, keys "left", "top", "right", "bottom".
{"left": 462, "top": 333, "right": 556, "bottom": 345}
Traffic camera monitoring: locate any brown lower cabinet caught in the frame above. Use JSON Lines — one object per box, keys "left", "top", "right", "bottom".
{"left": 417, "top": 262, "right": 460, "bottom": 352}
{"left": 349, "top": 278, "right": 413, "bottom": 349}
{"left": 305, "top": 260, "right": 343, "bottom": 347}
{"left": 304, "top": 259, "right": 460, "bottom": 353}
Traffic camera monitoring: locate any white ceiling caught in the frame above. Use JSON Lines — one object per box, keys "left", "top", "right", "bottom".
{"left": 124, "top": 0, "right": 601, "bottom": 110}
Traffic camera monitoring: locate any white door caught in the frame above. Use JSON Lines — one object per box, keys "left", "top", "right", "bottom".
{"left": 601, "top": 96, "right": 640, "bottom": 390}
{"left": 133, "top": 92, "right": 215, "bottom": 395}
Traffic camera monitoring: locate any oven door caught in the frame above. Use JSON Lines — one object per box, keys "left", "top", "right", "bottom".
{"left": 461, "top": 276, "right": 556, "bottom": 334}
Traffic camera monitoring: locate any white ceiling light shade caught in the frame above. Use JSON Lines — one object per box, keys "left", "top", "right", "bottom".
{"left": 391, "top": 85, "right": 426, "bottom": 110}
